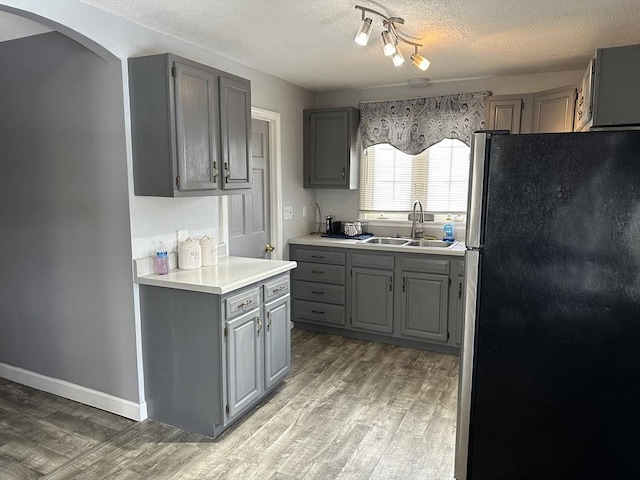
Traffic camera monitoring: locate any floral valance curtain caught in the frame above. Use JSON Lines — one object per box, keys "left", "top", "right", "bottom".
{"left": 359, "top": 91, "right": 491, "bottom": 155}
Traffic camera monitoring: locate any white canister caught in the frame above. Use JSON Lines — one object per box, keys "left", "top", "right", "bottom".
{"left": 178, "top": 238, "right": 202, "bottom": 270}
{"left": 200, "top": 236, "right": 218, "bottom": 266}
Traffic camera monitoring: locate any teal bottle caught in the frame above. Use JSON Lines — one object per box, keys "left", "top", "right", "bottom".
{"left": 443, "top": 215, "right": 455, "bottom": 243}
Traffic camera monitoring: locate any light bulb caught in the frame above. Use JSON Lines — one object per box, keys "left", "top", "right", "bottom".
{"left": 355, "top": 18, "right": 372, "bottom": 46}
{"left": 392, "top": 49, "right": 405, "bottom": 66}
{"left": 411, "top": 52, "right": 430, "bottom": 71}
{"left": 381, "top": 30, "right": 396, "bottom": 56}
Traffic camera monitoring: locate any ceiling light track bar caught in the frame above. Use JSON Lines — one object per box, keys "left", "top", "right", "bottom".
{"left": 354, "top": 4, "right": 430, "bottom": 71}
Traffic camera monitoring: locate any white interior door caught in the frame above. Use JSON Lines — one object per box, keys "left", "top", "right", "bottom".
{"left": 229, "top": 119, "right": 270, "bottom": 258}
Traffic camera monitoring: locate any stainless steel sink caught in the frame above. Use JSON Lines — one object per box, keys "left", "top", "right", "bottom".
{"left": 362, "top": 237, "right": 411, "bottom": 245}
{"left": 405, "top": 239, "right": 457, "bottom": 248}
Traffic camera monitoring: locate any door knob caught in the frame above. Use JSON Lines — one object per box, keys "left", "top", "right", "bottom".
{"left": 265, "top": 244, "right": 275, "bottom": 252}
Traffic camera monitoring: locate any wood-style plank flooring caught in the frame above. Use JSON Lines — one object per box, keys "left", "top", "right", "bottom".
{"left": 0, "top": 329, "right": 459, "bottom": 479}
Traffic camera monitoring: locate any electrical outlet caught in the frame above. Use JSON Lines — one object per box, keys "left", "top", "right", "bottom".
{"left": 302, "top": 206, "right": 307, "bottom": 218}
{"left": 283, "top": 206, "right": 293, "bottom": 220}
{"left": 177, "top": 229, "right": 189, "bottom": 241}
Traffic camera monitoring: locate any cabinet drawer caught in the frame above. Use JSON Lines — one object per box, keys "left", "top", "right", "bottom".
{"left": 293, "top": 300, "right": 346, "bottom": 326}
{"left": 264, "top": 275, "right": 290, "bottom": 301}
{"left": 293, "top": 262, "right": 345, "bottom": 285}
{"left": 401, "top": 257, "right": 450, "bottom": 275}
{"left": 293, "top": 281, "right": 345, "bottom": 305}
{"left": 291, "top": 248, "right": 345, "bottom": 265}
{"left": 456, "top": 260, "right": 465, "bottom": 277}
{"left": 351, "top": 253, "right": 394, "bottom": 269}
{"left": 225, "top": 288, "right": 260, "bottom": 319}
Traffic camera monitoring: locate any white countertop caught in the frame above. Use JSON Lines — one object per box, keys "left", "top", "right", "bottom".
{"left": 288, "top": 234, "right": 466, "bottom": 257}
{"left": 134, "top": 256, "right": 297, "bottom": 295}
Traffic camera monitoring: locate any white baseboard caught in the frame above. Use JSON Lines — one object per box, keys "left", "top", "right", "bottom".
{"left": 0, "top": 363, "right": 147, "bottom": 421}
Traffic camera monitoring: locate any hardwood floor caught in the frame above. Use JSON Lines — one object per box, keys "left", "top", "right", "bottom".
{"left": 0, "top": 329, "right": 459, "bottom": 479}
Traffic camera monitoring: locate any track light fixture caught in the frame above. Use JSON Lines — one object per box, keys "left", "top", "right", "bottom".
{"left": 354, "top": 4, "right": 429, "bottom": 71}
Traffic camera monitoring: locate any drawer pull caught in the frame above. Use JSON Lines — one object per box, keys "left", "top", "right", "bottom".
{"left": 311, "top": 255, "right": 325, "bottom": 259}
{"left": 311, "top": 310, "right": 325, "bottom": 315}
{"left": 311, "top": 290, "right": 325, "bottom": 295}
{"left": 311, "top": 270, "right": 324, "bottom": 275}
{"left": 272, "top": 285, "right": 286, "bottom": 293}
{"left": 238, "top": 298, "right": 253, "bottom": 308}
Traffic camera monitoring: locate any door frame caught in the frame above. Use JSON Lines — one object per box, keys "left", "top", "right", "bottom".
{"left": 220, "top": 107, "right": 283, "bottom": 260}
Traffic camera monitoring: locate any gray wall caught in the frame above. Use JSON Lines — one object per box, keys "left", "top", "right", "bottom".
{"left": 0, "top": 32, "right": 139, "bottom": 402}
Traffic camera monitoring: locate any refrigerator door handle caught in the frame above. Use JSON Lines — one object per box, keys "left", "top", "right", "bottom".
{"left": 466, "top": 133, "right": 488, "bottom": 248}
{"left": 455, "top": 235, "right": 482, "bottom": 479}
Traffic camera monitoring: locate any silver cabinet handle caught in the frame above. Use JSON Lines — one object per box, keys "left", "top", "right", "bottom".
{"left": 267, "top": 311, "right": 272, "bottom": 331}
{"left": 238, "top": 298, "right": 253, "bottom": 308}
{"left": 212, "top": 161, "right": 219, "bottom": 181}
{"left": 256, "top": 315, "right": 262, "bottom": 336}
{"left": 272, "top": 285, "right": 285, "bottom": 293}
{"left": 311, "top": 310, "right": 325, "bottom": 315}
{"left": 311, "top": 270, "right": 324, "bottom": 275}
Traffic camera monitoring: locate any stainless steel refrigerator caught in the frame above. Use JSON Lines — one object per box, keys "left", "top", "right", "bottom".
{"left": 455, "top": 130, "right": 640, "bottom": 480}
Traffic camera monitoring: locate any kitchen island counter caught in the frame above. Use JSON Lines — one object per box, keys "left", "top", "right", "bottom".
{"left": 134, "top": 255, "right": 297, "bottom": 294}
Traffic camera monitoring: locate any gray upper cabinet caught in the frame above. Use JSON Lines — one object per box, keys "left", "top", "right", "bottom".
{"left": 486, "top": 86, "right": 576, "bottom": 134}
{"left": 485, "top": 96, "right": 524, "bottom": 133}
{"left": 128, "top": 54, "right": 252, "bottom": 196}
{"left": 220, "top": 75, "right": 252, "bottom": 190}
{"left": 174, "top": 60, "right": 220, "bottom": 192}
{"left": 576, "top": 44, "right": 640, "bottom": 131}
{"left": 531, "top": 86, "right": 576, "bottom": 133}
{"left": 304, "top": 107, "right": 359, "bottom": 189}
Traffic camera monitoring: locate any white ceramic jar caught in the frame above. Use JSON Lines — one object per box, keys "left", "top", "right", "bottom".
{"left": 178, "top": 238, "right": 201, "bottom": 269}
{"left": 200, "top": 236, "right": 218, "bottom": 266}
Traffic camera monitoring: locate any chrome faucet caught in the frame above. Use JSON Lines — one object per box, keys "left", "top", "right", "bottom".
{"left": 411, "top": 200, "right": 424, "bottom": 239}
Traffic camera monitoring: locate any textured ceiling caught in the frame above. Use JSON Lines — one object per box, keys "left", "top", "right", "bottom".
{"left": 6, "top": 1, "right": 640, "bottom": 92}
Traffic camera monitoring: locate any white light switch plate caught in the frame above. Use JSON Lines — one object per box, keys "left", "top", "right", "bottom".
{"left": 283, "top": 206, "right": 293, "bottom": 220}
{"left": 302, "top": 206, "right": 307, "bottom": 218}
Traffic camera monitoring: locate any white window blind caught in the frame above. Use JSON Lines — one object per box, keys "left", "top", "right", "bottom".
{"left": 359, "top": 138, "right": 470, "bottom": 214}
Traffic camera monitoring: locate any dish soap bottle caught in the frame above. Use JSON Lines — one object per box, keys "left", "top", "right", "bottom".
{"left": 443, "top": 215, "right": 455, "bottom": 243}
{"left": 154, "top": 241, "right": 169, "bottom": 275}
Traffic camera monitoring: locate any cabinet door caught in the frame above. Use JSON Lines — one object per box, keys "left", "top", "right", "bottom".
{"left": 351, "top": 267, "right": 394, "bottom": 334}
{"left": 220, "top": 75, "right": 252, "bottom": 190}
{"left": 264, "top": 295, "right": 291, "bottom": 390}
{"left": 174, "top": 60, "right": 220, "bottom": 191}
{"left": 226, "top": 309, "right": 262, "bottom": 419}
{"left": 400, "top": 272, "right": 449, "bottom": 342}
{"left": 574, "top": 59, "right": 594, "bottom": 131}
{"left": 531, "top": 87, "right": 576, "bottom": 133}
{"left": 305, "top": 110, "right": 349, "bottom": 187}
{"left": 485, "top": 96, "right": 523, "bottom": 134}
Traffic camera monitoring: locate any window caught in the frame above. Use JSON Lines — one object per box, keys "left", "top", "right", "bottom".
{"left": 359, "top": 138, "right": 470, "bottom": 218}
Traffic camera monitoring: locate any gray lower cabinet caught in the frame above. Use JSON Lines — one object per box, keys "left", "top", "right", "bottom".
{"left": 139, "top": 273, "right": 290, "bottom": 437}
{"left": 291, "top": 247, "right": 347, "bottom": 327}
{"left": 264, "top": 295, "right": 291, "bottom": 390}
{"left": 226, "top": 307, "right": 262, "bottom": 419}
{"left": 290, "top": 244, "right": 462, "bottom": 354}
{"left": 128, "top": 53, "right": 251, "bottom": 197}
{"left": 350, "top": 252, "right": 395, "bottom": 334}
{"left": 400, "top": 272, "right": 449, "bottom": 342}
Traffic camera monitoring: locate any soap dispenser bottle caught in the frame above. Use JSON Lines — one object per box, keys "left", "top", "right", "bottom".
{"left": 443, "top": 215, "right": 455, "bottom": 243}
